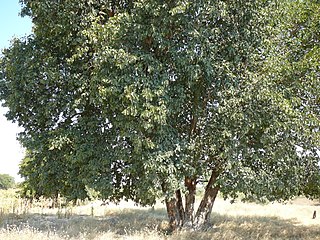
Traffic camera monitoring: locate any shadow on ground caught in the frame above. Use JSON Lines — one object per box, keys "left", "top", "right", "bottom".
{"left": 1, "top": 208, "right": 320, "bottom": 239}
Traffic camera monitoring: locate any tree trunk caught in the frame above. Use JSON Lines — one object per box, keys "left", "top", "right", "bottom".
{"left": 194, "top": 170, "right": 220, "bottom": 229}
{"left": 162, "top": 170, "right": 220, "bottom": 231}
{"left": 184, "top": 177, "right": 196, "bottom": 226}
{"left": 161, "top": 182, "right": 180, "bottom": 231}
{"left": 164, "top": 197, "right": 179, "bottom": 232}
{"left": 175, "top": 190, "right": 185, "bottom": 226}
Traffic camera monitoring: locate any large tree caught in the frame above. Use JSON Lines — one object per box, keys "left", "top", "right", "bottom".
{"left": 1, "top": 0, "right": 319, "bottom": 230}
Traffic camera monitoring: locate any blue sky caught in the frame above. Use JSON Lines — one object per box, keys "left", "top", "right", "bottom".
{"left": 0, "top": 0, "right": 32, "bottom": 181}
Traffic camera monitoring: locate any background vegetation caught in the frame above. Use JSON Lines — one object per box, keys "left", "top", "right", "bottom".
{"left": 0, "top": 174, "right": 15, "bottom": 190}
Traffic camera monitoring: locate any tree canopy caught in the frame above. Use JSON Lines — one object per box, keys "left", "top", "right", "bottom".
{"left": 0, "top": 174, "right": 15, "bottom": 190}
{"left": 0, "top": 0, "right": 319, "bottom": 230}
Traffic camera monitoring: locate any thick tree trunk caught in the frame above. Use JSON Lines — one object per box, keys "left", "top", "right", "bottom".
{"left": 175, "top": 190, "right": 185, "bottom": 226}
{"left": 194, "top": 170, "right": 220, "bottom": 229}
{"left": 184, "top": 177, "right": 196, "bottom": 226}
{"left": 161, "top": 182, "right": 179, "bottom": 231}
{"left": 164, "top": 197, "right": 179, "bottom": 231}
{"left": 162, "top": 170, "right": 220, "bottom": 231}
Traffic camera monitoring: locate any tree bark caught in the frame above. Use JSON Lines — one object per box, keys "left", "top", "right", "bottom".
{"left": 165, "top": 197, "right": 179, "bottom": 232}
{"left": 161, "top": 182, "right": 179, "bottom": 231}
{"left": 194, "top": 170, "right": 220, "bottom": 229}
{"left": 184, "top": 177, "right": 196, "bottom": 226}
{"left": 175, "top": 190, "right": 185, "bottom": 226}
{"left": 162, "top": 170, "right": 220, "bottom": 231}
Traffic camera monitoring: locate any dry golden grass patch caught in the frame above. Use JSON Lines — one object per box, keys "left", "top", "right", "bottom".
{"left": 1, "top": 189, "right": 320, "bottom": 239}
{"left": 213, "top": 197, "right": 320, "bottom": 226}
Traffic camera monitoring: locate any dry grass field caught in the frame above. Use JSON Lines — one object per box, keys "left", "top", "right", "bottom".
{"left": 1, "top": 189, "right": 320, "bottom": 240}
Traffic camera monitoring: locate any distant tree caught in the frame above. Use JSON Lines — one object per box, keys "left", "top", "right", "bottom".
{"left": 0, "top": 174, "right": 15, "bottom": 190}
{"left": 1, "top": 0, "right": 320, "bottom": 230}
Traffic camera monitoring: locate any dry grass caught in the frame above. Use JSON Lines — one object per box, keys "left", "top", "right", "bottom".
{"left": 1, "top": 189, "right": 320, "bottom": 240}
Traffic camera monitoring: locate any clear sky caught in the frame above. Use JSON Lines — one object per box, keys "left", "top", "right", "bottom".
{"left": 0, "top": 1, "right": 33, "bottom": 181}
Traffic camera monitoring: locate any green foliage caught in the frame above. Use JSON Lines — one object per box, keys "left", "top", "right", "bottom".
{"left": 0, "top": 0, "right": 319, "bottom": 219}
{"left": 262, "top": 0, "right": 320, "bottom": 199}
{"left": 0, "top": 174, "right": 15, "bottom": 190}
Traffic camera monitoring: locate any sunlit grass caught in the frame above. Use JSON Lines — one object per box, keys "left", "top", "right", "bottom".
{"left": 1, "top": 189, "right": 320, "bottom": 239}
